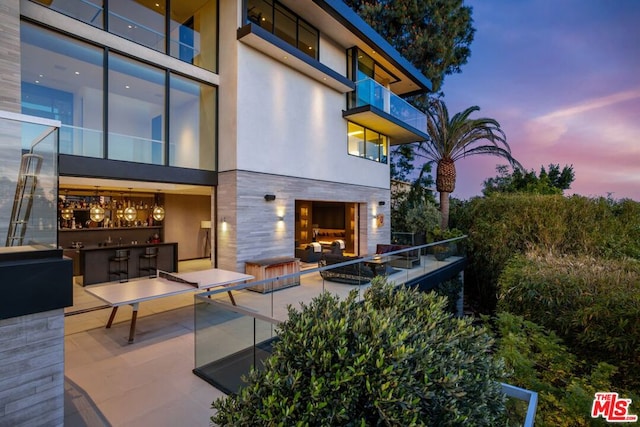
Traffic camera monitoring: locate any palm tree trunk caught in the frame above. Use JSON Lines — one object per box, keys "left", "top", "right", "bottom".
{"left": 439, "top": 191, "right": 450, "bottom": 230}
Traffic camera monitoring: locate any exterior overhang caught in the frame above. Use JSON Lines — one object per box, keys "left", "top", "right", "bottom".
{"left": 279, "top": 0, "right": 432, "bottom": 95}
{"left": 238, "top": 23, "right": 355, "bottom": 93}
{"left": 343, "top": 105, "right": 429, "bottom": 145}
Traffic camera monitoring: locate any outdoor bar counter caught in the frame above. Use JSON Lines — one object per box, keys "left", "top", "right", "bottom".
{"left": 76, "top": 242, "right": 178, "bottom": 285}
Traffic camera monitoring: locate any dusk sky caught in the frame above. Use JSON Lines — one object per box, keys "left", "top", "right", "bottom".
{"left": 440, "top": 0, "right": 640, "bottom": 201}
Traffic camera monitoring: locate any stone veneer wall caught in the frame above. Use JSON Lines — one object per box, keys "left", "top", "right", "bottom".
{"left": 0, "top": 2, "right": 66, "bottom": 426}
{"left": 216, "top": 170, "right": 390, "bottom": 272}
{"left": 0, "top": 310, "right": 65, "bottom": 426}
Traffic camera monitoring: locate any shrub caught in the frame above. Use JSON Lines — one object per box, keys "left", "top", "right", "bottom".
{"left": 211, "top": 278, "right": 507, "bottom": 426}
{"left": 434, "top": 277, "right": 463, "bottom": 315}
{"left": 497, "top": 251, "right": 640, "bottom": 390}
{"left": 492, "top": 312, "right": 622, "bottom": 426}
{"left": 457, "top": 194, "right": 640, "bottom": 313}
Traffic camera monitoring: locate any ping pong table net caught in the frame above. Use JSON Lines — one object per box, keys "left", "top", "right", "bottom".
{"left": 158, "top": 271, "right": 198, "bottom": 288}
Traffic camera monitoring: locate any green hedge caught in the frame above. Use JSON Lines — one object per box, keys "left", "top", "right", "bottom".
{"left": 212, "top": 279, "right": 507, "bottom": 426}
{"left": 492, "top": 312, "right": 622, "bottom": 427}
{"left": 458, "top": 194, "right": 640, "bottom": 312}
{"left": 497, "top": 252, "right": 640, "bottom": 390}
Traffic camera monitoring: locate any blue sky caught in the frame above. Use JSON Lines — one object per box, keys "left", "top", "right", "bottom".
{"left": 440, "top": 0, "right": 640, "bottom": 200}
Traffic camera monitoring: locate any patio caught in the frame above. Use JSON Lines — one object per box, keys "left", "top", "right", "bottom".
{"left": 63, "top": 251, "right": 464, "bottom": 426}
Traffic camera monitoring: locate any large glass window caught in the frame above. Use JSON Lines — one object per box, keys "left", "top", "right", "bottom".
{"left": 169, "top": 74, "right": 216, "bottom": 171}
{"left": 347, "top": 122, "right": 387, "bottom": 163}
{"left": 169, "top": 0, "right": 218, "bottom": 72}
{"left": 30, "top": 0, "right": 218, "bottom": 73}
{"left": 31, "top": 0, "right": 104, "bottom": 28}
{"left": 109, "top": 0, "right": 167, "bottom": 53}
{"left": 246, "top": 0, "right": 318, "bottom": 60}
{"left": 108, "top": 53, "right": 165, "bottom": 164}
{"left": 21, "top": 22, "right": 216, "bottom": 171}
{"left": 21, "top": 22, "right": 104, "bottom": 157}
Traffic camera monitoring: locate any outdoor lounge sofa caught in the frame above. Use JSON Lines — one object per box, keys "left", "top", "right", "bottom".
{"left": 318, "top": 253, "right": 374, "bottom": 284}
{"left": 376, "top": 244, "right": 421, "bottom": 269}
{"left": 295, "top": 242, "right": 323, "bottom": 263}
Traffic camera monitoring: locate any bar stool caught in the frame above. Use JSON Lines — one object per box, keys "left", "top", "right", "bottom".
{"left": 109, "top": 249, "right": 130, "bottom": 283}
{"left": 139, "top": 246, "right": 158, "bottom": 278}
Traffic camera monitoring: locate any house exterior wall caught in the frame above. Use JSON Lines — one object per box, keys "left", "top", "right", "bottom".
{"left": 0, "top": 310, "right": 65, "bottom": 426}
{"left": 235, "top": 45, "right": 390, "bottom": 189}
{"left": 0, "top": 2, "right": 66, "bottom": 425}
{"left": 217, "top": 170, "right": 390, "bottom": 272}
{"left": 216, "top": 0, "right": 392, "bottom": 271}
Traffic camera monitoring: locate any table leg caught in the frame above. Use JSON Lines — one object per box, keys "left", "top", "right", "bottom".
{"left": 128, "top": 302, "right": 139, "bottom": 343}
{"left": 106, "top": 306, "right": 118, "bottom": 328}
{"left": 227, "top": 290, "right": 236, "bottom": 306}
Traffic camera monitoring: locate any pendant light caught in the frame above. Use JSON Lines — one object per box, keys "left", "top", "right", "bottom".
{"left": 60, "top": 189, "right": 74, "bottom": 220}
{"left": 89, "top": 187, "right": 105, "bottom": 222}
{"left": 152, "top": 191, "right": 165, "bottom": 222}
{"left": 124, "top": 188, "right": 137, "bottom": 223}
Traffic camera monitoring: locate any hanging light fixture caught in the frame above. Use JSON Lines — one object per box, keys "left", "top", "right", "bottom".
{"left": 89, "top": 187, "right": 105, "bottom": 222}
{"left": 60, "top": 189, "right": 74, "bottom": 220}
{"left": 152, "top": 191, "right": 165, "bottom": 222}
{"left": 116, "top": 193, "right": 124, "bottom": 220}
{"left": 124, "top": 188, "right": 137, "bottom": 223}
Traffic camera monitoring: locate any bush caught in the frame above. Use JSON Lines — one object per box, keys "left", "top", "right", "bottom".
{"left": 497, "top": 251, "right": 640, "bottom": 390}
{"left": 212, "top": 278, "right": 507, "bottom": 426}
{"left": 457, "top": 194, "right": 640, "bottom": 313}
{"left": 492, "top": 312, "right": 622, "bottom": 426}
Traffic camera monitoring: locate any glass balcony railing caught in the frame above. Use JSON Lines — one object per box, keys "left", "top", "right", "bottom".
{"left": 352, "top": 77, "right": 427, "bottom": 132}
{"left": 194, "top": 236, "right": 538, "bottom": 423}
{"left": 1, "top": 111, "right": 59, "bottom": 248}
{"left": 59, "top": 125, "right": 103, "bottom": 158}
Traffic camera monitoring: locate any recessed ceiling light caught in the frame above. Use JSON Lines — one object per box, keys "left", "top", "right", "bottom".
{"left": 128, "top": 25, "right": 133, "bottom": 29}
{"left": 283, "top": 56, "right": 288, "bottom": 59}
{"left": 125, "top": 85, "right": 130, "bottom": 89}
{"left": 75, "top": 71, "right": 80, "bottom": 75}
{"left": 39, "top": 74, "right": 43, "bottom": 77}
{"left": 35, "top": 80, "right": 40, "bottom": 83}
{"left": 155, "top": 3, "right": 160, "bottom": 6}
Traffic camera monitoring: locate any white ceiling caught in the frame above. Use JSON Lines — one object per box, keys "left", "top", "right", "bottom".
{"left": 59, "top": 176, "right": 212, "bottom": 195}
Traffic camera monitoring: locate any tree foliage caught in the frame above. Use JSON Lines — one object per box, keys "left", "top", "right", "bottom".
{"left": 483, "top": 164, "right": 575, "bottom": 196}
{"left": 211, "top": 279, "right": 507, "bottom": 426}
{"left": 417, "top": 99, "right": 521, "bottom": 229}
{"left": 343, "top": 0, "right": 475, "bottom": 92}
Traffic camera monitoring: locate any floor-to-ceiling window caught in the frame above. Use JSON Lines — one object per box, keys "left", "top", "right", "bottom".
{"left": 30, "top": 0, "right": 218, "bottom": 73}
{"left": 245, "top": 0, "right": 318, "bottom": 59}
{"left": 107, "top": 53, "right": 166, "bottom": 164}
{"left": 21, "top": 22, "right": 104, "bottom": 158}
{"left": 169, "top": 74, "right": 215, "bottom": 170}
{"left": 21, "top": 22, "right": 217, "bottom": 171}
{"left": 109, "top": 0, "right": 167, "bottom": 53}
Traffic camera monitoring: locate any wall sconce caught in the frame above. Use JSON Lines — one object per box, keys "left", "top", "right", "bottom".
{"left": 264, "top": 194, "right": 276, "bottom": 201}
{"left": 378, "top": 201, "right": 386, "bottom": 206}
{"left": 221, "top": 217, "right": 227, "bottom": 232}
{"left": 277, "top": 215, "right": 284, "bottom": 221}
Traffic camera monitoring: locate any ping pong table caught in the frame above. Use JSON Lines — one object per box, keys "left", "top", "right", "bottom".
{"left": 85, "top": 269, "right": 254, "bottom": 343}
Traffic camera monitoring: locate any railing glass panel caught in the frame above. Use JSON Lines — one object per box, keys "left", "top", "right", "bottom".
{"left": 353, "top": 77, "right": 427, "bottom": 132}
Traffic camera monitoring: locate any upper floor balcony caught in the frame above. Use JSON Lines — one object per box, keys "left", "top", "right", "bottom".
{"left": 344, "top": 77, "right": 429, "bottom": 144}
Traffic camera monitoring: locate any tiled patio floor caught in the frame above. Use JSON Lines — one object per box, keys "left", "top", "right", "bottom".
{"left": 63, "top": 256, "right": 458, "bottom": 426}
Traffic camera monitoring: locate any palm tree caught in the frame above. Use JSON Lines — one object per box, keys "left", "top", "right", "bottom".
{"left": 417, "top": 99, "right": 522, "bottom": 229}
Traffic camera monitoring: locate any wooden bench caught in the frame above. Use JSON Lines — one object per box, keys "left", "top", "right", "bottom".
{"left": 245, "top": 257, "right": 300, "bottom": 293}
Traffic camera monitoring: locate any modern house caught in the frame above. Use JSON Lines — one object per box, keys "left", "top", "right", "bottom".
{"left": 0, "top": 0, "right": 435, "bottom": 424}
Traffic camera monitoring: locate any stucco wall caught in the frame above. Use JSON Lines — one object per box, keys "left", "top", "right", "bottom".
{"left": 235, "top": 46, "right": 390, "bottom": 189}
